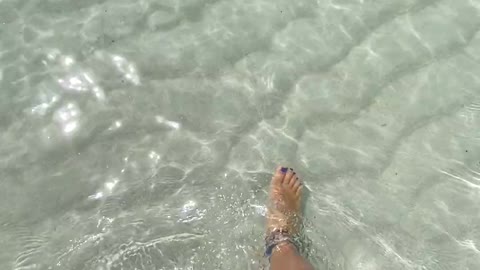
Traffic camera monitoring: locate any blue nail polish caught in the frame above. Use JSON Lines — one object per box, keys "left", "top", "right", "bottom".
{"left": 281, "top": 167, "right": 288, "bottom": 173}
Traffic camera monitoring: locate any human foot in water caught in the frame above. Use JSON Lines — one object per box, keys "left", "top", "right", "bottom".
{"left": 267, "top": 166, "right": 303, "bottom": 237}
{"left": 266, "top": 167, "right": 314, "bottom": 270}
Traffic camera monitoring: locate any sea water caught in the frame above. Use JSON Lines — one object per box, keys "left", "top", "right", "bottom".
{"left": 1, "top": 0, "right": 480, "bottom": 269}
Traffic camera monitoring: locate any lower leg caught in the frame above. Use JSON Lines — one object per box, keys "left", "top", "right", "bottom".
{"left": 270, "top": 242, "right": 314, "bottom": 270}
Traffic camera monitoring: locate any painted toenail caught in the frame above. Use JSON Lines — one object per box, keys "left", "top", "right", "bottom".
{"left": 281, "top": 167, "right": 288, "bottom": 173}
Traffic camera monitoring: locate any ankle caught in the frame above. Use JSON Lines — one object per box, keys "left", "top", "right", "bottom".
{"left": 271, "top": 242, "right": 298, "bottom": 257}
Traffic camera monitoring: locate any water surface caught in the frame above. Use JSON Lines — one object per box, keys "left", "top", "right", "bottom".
{"left": 1, "top": 0, "right": 480, "bottom": 269}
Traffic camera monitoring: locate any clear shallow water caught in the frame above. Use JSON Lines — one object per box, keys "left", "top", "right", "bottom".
{"left": 1, "top": 0, "right": 480, "bottom": 269}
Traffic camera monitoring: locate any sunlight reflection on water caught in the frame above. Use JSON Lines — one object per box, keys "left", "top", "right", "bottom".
{"left": 1, "top": 0, "right": 480, "bottom": 270}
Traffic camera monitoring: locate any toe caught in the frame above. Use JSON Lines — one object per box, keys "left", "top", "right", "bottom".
{"left": 284, "top": 168, "right": 295, "bottom": 186}
{"left": 293, "top": 178, "right": 301, "bottom": 191}
{"left": 272, "top": 166, "right": 287, "bottom": 185}
{"left": 295, "top": 184, "right": 303, "bottom": 197}
{"left": 289, "top": 174, "right": 299, "bottom": 188}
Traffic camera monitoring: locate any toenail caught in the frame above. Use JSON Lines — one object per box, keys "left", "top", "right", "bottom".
{"left": 289, "top": 168, "right": 294, "bottom": 171}
{"left": 281, "top": 167, "right": 288, "bottom": 173}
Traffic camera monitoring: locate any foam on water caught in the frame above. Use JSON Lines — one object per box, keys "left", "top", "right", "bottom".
{"left": 1, "top": 0, "right": 480, "bottom": 269}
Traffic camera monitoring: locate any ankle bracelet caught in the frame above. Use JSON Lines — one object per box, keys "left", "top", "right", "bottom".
{"left": 264, "top": 229, "right": 297, "bottom": 260}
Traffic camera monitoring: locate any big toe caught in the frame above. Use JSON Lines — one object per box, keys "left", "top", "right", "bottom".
{"left": 271, "top": 166, "right": 287, "bottom": 185}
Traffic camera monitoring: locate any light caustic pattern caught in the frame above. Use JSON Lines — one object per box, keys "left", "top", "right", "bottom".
{"left": 1, "top": 0, "right": 480, "bottom": 269}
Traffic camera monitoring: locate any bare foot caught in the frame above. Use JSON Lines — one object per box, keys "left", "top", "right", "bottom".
{"left": 267, "top": 166, "right": 303, "bottom": 236}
